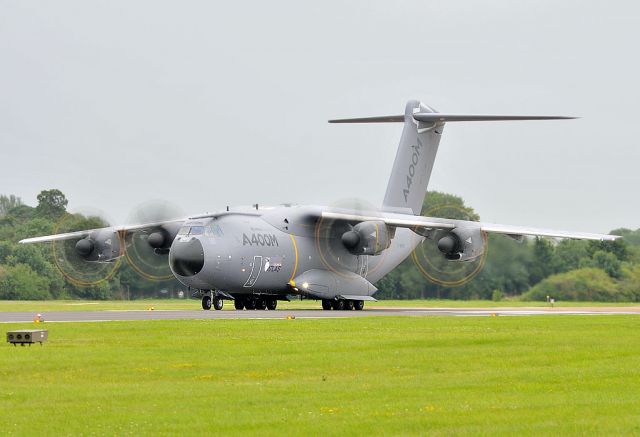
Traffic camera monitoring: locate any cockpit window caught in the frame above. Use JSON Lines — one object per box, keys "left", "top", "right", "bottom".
{"left": 189, "top": 226, "right": 204, "bottom": 236}
{"left": 178, "top": 226, "right": 204, "bottom": 236}
{"left": 204, "top": 224, "right": 224, "bottom": 238}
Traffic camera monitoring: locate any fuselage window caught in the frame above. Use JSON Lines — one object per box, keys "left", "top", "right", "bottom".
{"left": 178, "top": 226, "right": 190, "bottom": 235}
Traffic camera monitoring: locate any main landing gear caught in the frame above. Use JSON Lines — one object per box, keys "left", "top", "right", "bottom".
{"left": 202, "top": 292, "right": 224, "bottom": 311}
{"left": 322, "top": 299, "right": 365, "bottom": 311}
{"left": 233, "top": 297, "right": 278, "bottom": 310}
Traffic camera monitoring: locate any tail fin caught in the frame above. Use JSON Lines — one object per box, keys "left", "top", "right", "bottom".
{"left": 330, "top": 100, "right": 575, "bottom": 216}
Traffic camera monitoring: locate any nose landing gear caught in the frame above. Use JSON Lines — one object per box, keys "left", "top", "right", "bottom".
{"left": 201, "top": 291, "right": 224, "bottom": 310}
{"left": 202, "top": 294, "right": 212, "bottom": 310}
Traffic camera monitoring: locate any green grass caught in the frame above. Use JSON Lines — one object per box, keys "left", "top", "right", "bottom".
{"left": 1, "top": 316, "right": 640, "bottom": 435}
{"left": 0, "top": 298, "right": 638, "bottom": 312}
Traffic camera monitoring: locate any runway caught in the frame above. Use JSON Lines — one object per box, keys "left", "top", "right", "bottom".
{"left": 1, "top": 306, "right": 639, "bottom": 323}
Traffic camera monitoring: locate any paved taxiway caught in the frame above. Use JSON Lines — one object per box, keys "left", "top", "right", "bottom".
{"left": 1, "top": 307, "right": 639, "bottom": 323}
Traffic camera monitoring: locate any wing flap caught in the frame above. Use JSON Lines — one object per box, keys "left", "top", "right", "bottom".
{"left": 320, "top": 211, "right": 618, "bottom": 242}
{"left": 321, "top": 211, "right": 454, "bottom": 230}
{"left": 479, "top": 223, "right": 618, "bottom": 241}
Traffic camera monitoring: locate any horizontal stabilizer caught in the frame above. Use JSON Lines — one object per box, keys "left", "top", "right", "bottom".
{"left": 329, "top": 113, "right": 576, "bottom": 124}
{"left": 413, "top": 114, "right": 577, "bottom": 123}
{"left": 329, "top": 115, "right": 405, "bottom": 123}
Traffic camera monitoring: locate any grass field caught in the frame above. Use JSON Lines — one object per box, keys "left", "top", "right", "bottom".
{"left": 0, "top": 299, "right": 638, "bottom": 312}
{"left": 1, "top": 316, "right": 640, "bottom": 435}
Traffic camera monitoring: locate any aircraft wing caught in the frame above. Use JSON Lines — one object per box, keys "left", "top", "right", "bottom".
{"left": 19, "top": 218, "right": 186, "bottom": 244}
{"left": 321, "top": 211, "right": 619, "bottom": 241}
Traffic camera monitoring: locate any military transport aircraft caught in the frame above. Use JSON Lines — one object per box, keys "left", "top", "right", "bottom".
{"left": 20, "top": 100, "right": 619, "bottom": 311}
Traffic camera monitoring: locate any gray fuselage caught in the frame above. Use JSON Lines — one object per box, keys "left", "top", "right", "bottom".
{"left": 168, "top": 205, "right": 422, "bottom": 298}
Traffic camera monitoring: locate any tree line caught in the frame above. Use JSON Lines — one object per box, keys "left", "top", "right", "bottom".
{"left": 0, "top": 189, "right": 638, "bottom": 301}
{"left": 376, "top": 192, "right": 640, "bottom": 302}
{"left": 0, "top": 190, "right": 179, "bottom": 300}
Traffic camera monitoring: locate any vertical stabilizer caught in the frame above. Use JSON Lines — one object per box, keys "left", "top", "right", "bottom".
{"left": 328, "top": 100, "right": 574, "bottom": 216}
{"left": 382, "top": 100, "right": 443, "bottom": 215}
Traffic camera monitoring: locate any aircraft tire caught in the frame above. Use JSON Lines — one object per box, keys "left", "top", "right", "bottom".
{"left": 345, "top": 300, "right": 354, "bottom": 311}
{"left": 202, "top": 295, "right": 212, "bottom": 311}
{"left": 245, "top": 299, "right": 256, "bottom": 310}
{"left": 321, "top": 299, "right": 332, "bottom": 310}
{"left": 256, "top": 298, "right": 267, "bottom": 310}
{"left": 354, "top": 300, "right": 364, "bottom": 311}
{"left": 332, "top": 299, "right": 345, "bottom": 311}
{"left": 234, "top": 299, "right": 245, "bottom": 310}
{"left": 213, "top": 297, "right": 223, "bottom": 311}
{"left": 266, "top": 299, "right": 277, "bottom": 310}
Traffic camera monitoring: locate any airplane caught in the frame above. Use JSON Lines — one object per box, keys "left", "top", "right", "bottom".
{"left": 20, "top": 100, "right": 619, "bottom": 311}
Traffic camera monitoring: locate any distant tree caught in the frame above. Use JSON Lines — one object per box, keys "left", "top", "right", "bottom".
{"left": 554, "top": 239, "right": 589, "bottom": 273}
{"left": 528, "top": 238, "right": 558, "bottom": 285}
{"left": 522, "top": 268, "right": 620, "bottom": 302}
{"left": 580, "top": 250, "right": 622, "bottom": 279}
{"left": 421, "top": 191, "right": 480, "bottom": 221}
{"left": 3, "top": 204, "right": 34, "bottom": 223}
{"left": 619, "top": 264, "right": 640, "bottom": 302}
{"left": 0, "top": 263, "right": 51, "bottom": 300}
{"left": 0, "top": 195, "right": 23, "bottom": 216}
{"left": 610, "top": 228, "right": 640, "bottom": 247}
{"left": 36, "top": 189, "right": 68, "bottom": 218}
{"left": 71, "top": 281, "right": 113, "bottom": 300}
{"left": 587, "top": 238, "right": 630, "bottom": 262}
{"left": 491, "top": 289, "right": 504, "bottom": 301}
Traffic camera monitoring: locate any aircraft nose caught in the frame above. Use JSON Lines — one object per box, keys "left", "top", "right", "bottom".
{"left": 169, "top": 238, "right": 204, "bottom": 277}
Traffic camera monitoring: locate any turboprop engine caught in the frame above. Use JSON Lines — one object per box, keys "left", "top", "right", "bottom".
{"left": 144, "top": 223, "right": 183, "bottom": 255}
{"left": 75, "top": 229, "right": 122, "bottom": 262}
{"left": 436, "top": 226, "right": 485, "bottom": 261}
{"left": 341, "top": 220, "right": 391, "bottom": 255}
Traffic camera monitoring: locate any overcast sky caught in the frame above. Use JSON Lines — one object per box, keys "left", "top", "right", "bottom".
{"left": 1, "top": 1, "right": 638, "bottom": 232}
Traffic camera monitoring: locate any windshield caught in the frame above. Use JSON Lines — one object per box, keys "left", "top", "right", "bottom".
{"left": 177, "top": 226, "right": 204, "bottom": 236}
{"left": 189, "top": 226, "right": 204, "bottom": 236}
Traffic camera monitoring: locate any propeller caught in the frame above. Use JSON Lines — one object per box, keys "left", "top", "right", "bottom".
{"left": 314, "top": 198, "right": 389, "bottom": 277}
{"left": 411, "top": 203, "right": 488, "bottom": 287}
{"left": 51, "top": 209, "right": 122, "bottom": 287}
{"left": 123, "top": 200, "right": 184, "bottom": 281}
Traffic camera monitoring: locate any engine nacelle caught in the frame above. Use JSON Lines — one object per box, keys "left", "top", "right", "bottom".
{"left": 128, "top": 222, "right": 182, "bottom": 255}
{"left": 341, "top": 220, "right": 391, "bottom": 255}
{"left": 75, "top": 229, "right": 122, "bottom": 262}
{"left": 436, "top": 226, "right": 484, "bottom": 261}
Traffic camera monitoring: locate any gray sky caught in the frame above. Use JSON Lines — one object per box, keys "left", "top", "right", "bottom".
{"left": 1, "top": 0, "right": 638, "bottom": 233}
